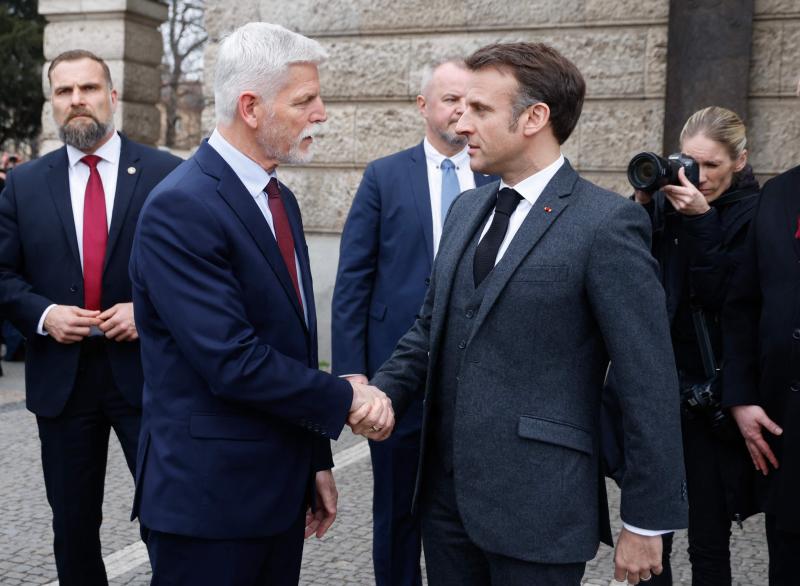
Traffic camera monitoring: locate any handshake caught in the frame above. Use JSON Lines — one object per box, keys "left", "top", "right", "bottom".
{"left": 345, "top": 375, "right": 394, "bottom": 441}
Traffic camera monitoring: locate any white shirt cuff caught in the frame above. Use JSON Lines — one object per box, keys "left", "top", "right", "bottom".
{"left": 338, "top": 374, "right": 366, "bottom": 379}
{"left": 622, "top": 522, "right": 674, "bottom": 537}
{"left": 37, "top": 304, "right": 57, "bottom": 336}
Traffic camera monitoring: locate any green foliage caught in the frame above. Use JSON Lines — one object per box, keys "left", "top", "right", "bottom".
{"left": 0, "top": 1, "right": 45, "bottom": 148}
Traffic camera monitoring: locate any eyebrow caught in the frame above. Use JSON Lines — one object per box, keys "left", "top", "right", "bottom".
{"left": 53, "top": 82, "right": 101, "bottom": 92}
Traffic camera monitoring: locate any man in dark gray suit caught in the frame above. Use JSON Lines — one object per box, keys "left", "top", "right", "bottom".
{"left": 371, "top": 42, "right": 688, "bottom": 585}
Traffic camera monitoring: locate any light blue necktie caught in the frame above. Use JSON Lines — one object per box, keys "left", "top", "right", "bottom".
{"left": 440, "top": 158, "right": 461, "bottom": 227}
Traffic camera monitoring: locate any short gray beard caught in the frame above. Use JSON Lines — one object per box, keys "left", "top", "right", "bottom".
{"left": 437, "top": 127, "right": 467, "bottom": 149}
{"left": 257, "top": 116, "right": 324, "bottom": 165}
{"left": 59, "top": 116, "right": 113, "bottom": 151}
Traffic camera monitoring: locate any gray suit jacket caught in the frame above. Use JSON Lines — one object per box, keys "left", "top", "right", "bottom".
{"left": 372, "top": 160, "right": 688, "bottom": 564}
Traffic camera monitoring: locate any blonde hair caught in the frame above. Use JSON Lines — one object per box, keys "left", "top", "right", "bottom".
{"left": 679, "top": 106, "right": 747, "bottom": 160}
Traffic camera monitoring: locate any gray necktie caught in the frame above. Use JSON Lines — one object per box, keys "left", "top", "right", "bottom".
{"left": 440, "top": 158, "right": 461, "bottom": 227}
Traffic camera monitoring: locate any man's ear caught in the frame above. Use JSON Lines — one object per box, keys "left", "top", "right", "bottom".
{"left": 109, "top": 88, "right": 119, "bottom": 113}
{"left": 521, "top": 102, "right": 550, "bottom": 137}
{"left": 237, "top": 92, "right": 260, "bottom": 129}
{"left": 416, "top": 94, "right": 427, "bottom": 118}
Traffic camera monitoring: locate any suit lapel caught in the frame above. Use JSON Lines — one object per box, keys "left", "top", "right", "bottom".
{"left": 467, "top": 162, "right": 578, "bottom": 345}
{"left": 46, "top": 148, "right": 82, "bottom": 270}
{"left": 206, "top": 150, "right": 307, "bottom": 328}
{"left": 409, "top": 143, "right": 434, "bottom": 264}
{"left": 104, "top": 135, "right": 140, "bottom": 270}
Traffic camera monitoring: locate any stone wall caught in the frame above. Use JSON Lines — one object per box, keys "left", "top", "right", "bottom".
{"left": 749, "top": 0, "right": 800, "bottom": 178}
{"left": 201, "top": 1, "right": 799, "bottom": 362}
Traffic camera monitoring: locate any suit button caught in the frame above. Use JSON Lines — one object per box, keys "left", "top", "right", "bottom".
{"left": 793, "top": 329, "right": 800, "bottom": 341}
{"left": 424, "top": 277, "right": 431, "bottom": 286}
{"left": 69, "top": 284, "right": 78, "bottom": 293}
{"left": 791, "top": 381, "right": 800, "bottom": 393}
{"left": 465, "top": 309, "right": 474, "bottom": 319}
{"left": 458, "top": 340, "right": 466, "bottom": 350}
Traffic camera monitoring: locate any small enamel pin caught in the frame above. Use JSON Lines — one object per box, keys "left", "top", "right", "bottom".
{"left": 543, "top": 206, "right": 552, "bottom": 213}
{"left": 127, "top": 166, "right": 136, "bottom": 175}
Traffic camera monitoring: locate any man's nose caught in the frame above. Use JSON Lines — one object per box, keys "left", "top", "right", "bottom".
{"left": 312, "top": 97, "right": 327, "bottom": 123}
{"left": 455, "top": 114, "right": 471, "bottom": 135}
{"left": 70, "top": 87, "right": 84, "bottom": 105}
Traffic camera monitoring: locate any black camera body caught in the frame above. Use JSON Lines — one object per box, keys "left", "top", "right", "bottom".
{"left": 627, "top": 152, "right": 700, "bottom": 194}
{"left": 679, "top": 375, "right": 738, "bottom": 441}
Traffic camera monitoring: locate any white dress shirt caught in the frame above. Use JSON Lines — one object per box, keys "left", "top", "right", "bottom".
{"left": 37, "top": 132, "right": 122, "bottom": 335}
{"left": 477, "top": 153, "right": 564, "bottom": 264}
{"left": 207, "top": 129, "right": 308, "bottom": 324}
{"left": 478, "top": 154, "right": 672, "bottom": 538}
{"left": 424, "top": 138, "right": 476, "bottom": 256}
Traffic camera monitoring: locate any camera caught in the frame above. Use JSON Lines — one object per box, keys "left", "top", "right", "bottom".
{"left": 627, "top": 152, "right": 700, "bottom": 193}
{"left": 679, "top": 377, "right": 737, "bottom": 441}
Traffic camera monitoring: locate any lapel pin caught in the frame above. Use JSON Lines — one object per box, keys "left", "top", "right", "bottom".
{"left": 127, "top": 166, "right": 136, "bottom": 175}
{"left": 543, "top": 206, "right": 552, "bottom": 213}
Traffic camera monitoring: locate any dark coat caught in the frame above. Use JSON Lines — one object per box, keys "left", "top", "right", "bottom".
{"left": 129, "top": 141, "right": 353, "bottom": 539}
{"left": 331, "top": 142, "right": 495, "bottom": 379}
{"left": 0, "top": 135, "right": 182, "bottom": 416}
{"left": 373, "top": 161, "right": 687, "bottom": 564}
{"left": 723, "top": 165, "right": 800, "bottom": 532}
{"left": 648, "top": 169, "right": 759, "bottom": 375}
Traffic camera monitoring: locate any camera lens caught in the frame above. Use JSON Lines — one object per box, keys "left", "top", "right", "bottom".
{"left": 635, "top": 160, "right": 656, "bottom": 183}
{"left": 627, "top": 152, "right": 667, "bottom": 193}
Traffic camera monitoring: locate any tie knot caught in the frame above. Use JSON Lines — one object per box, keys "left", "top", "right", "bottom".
{"left": 441, "top": 159, "right": 455, "bottom": 171}
{"left": 81, "top": 155, "right": 101, "bottom": 170}
{"left": 265, "top": 177, "right": 281, "bottom": 199}
{"left": 495, "top": 188, "right": 522, "bottom": 216}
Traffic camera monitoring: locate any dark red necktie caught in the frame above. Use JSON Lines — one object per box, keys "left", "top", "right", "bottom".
{"left": 265, "top": 178, "right": 304, "bottom": 312}
{"left": 81, "top": 155, "right": 107, "bottom": 311}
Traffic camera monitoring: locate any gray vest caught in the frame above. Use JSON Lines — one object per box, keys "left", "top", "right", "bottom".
{"left": 429, "top": 221, "right": 493, "bottom": 474}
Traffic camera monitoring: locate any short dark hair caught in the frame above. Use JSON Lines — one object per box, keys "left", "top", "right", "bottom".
{"left": 47, "top": 50, "right": 113, "bottom": 88}
{"left": 465, "top": 42, "right": 585, "bottom": 144}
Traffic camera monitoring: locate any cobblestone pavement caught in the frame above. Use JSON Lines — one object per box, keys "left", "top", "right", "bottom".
{"left": 0, "top": 361, "right": 769, "bottom": 585}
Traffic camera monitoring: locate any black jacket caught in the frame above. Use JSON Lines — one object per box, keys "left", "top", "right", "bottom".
{"left": 646, "top": 169, "right": 760, "bottom": 375}
{"left": 723, "top": 165, "right": 800, "bottom": 531}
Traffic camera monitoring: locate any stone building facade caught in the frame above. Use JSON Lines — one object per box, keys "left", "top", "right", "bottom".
{"left": 37, "top": 1, "right": 800, "bottom": 361}
{"left": 200, "top": 0, "right": 799, "bottom": 360}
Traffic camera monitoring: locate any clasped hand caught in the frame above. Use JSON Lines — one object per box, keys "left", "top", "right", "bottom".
{"left": 345, "top": 375, "right": 394, "bottom": 440}
{"left": 44, "top": 302, "right": 138, "bottom": 343}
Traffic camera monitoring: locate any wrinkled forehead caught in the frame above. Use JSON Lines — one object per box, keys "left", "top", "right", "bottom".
{"left": 466, "top": 66, "right": 519, "bottom": 106}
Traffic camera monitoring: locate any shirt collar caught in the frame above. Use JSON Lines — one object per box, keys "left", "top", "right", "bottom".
{"left": 66, "top": 131, "right": 121, "bottom": 169}
{"left": 208, "top": 128, "right": 276, "bottom": 198}
{"left": 423, "top": 137, "right": 470, "bottom": 169}
{"left": 499, "top": 154, "right": 565, "bottom": 205}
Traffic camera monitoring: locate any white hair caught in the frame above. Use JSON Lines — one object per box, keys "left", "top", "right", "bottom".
{"left": 214, "top": 22, "right": 327, "bottom": 124}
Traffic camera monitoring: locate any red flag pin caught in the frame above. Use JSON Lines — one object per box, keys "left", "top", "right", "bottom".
{"left": 544, "top": 206, "right": 552, "bottom": 213}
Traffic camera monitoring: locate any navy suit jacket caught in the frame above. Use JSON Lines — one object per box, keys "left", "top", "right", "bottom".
{"left": 129, "top": 141, "right": 353, "bottom": 539}
{"left": 332, "top": 141, "right": 496, "bottom": 378}
{"left": 0, "top": 135, "right": 181, "bottom": 417}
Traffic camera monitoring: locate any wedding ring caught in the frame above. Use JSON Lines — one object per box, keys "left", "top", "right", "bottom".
{"left": 640, "top": 574, "right": 653, "bottom": 582}
{"left": 369, "top": 425, "right": 382, "bottom": 432}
